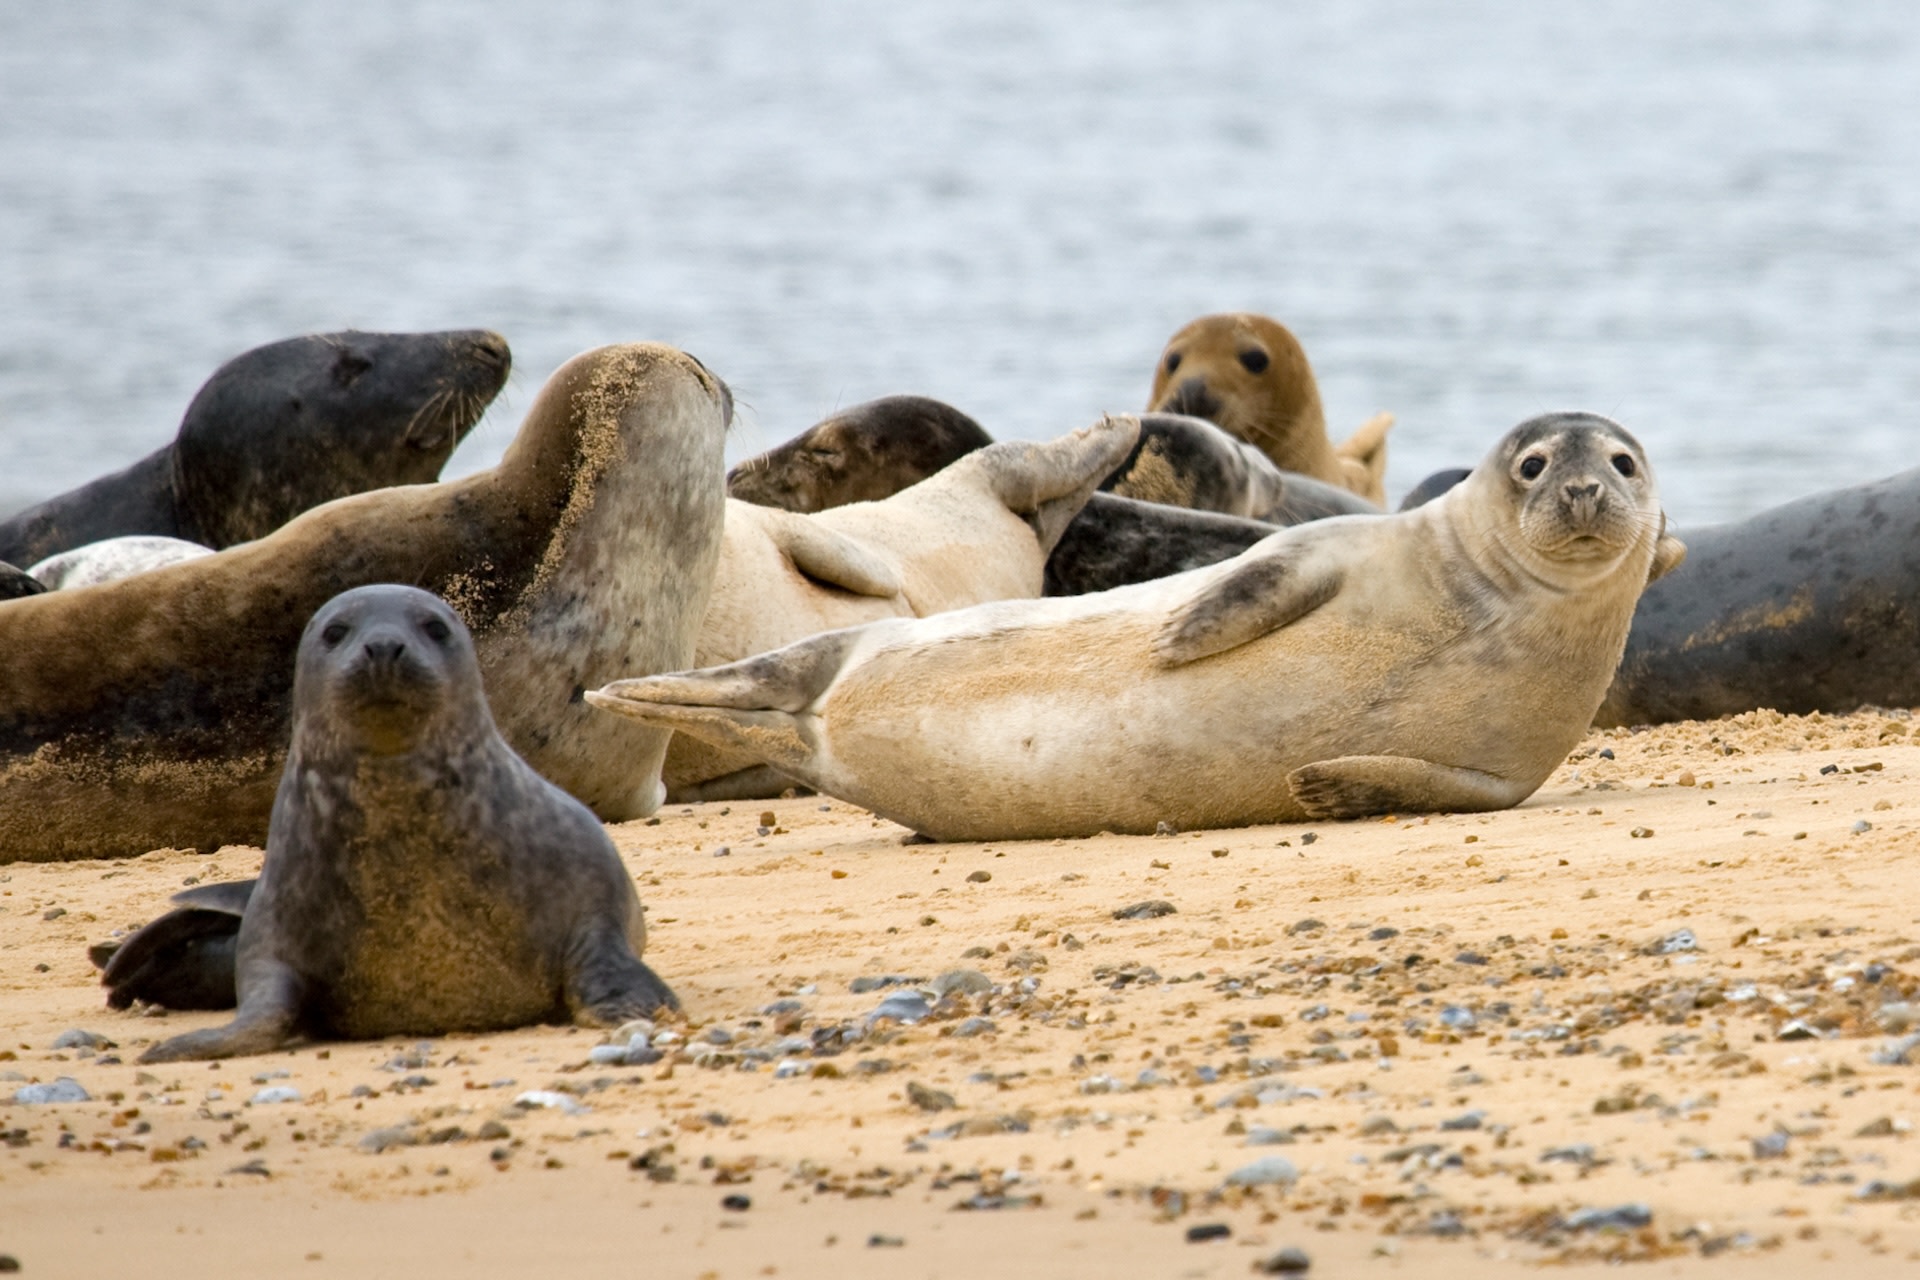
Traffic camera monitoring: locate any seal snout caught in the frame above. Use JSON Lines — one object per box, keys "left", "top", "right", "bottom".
{"left": 1156, "top": 377, "right": 1224, "bottom": 423}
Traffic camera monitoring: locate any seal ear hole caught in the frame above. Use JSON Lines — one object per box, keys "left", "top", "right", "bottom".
{"left": 1518, "top": 455, "right": 1547, "bottom": 481}
{"left": 421, "top": 618, "right": 452, "bottom": 644}
{"left": 1164, "top": 351, "right": 1182, "bottom": 375}
{"left": 1237, "top": 348, "right": 1270, "bottom": 375}
{"left": 1611, "top": 453, "right": 1638, "bottom": 478}
{"left": 320, "top": 622, "right": 351, "bottom": 648}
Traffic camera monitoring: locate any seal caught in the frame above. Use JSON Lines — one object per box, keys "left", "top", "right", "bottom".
{"left": 1148, "top": 313, "right": 1393, "bottom": 505}
{"left": 28, "top": 535, "right": 213, "bottom": 590}
{"left": 1105, "top": 413, "right": 1381, "bottom": 521}
{"left": 0, "top": 342, "right": 729, "bottom": 863}
{"left": 128, "top": 585, "right": 675, "bottom": 1062}
{"left": 1597, "top": 467, "right": 1920, "bottom": 725}
{"left": 0, "top": 328, "right": 511, "bottom": 567}
{"left": 1398, "top": 468, "right": 1473, "bottom": 511}
{"left": 1043, "top": 494, "right": 1277, "bottom": 596}
{"left": 590, "top": 413, "right": 1684, "bottom": 841}
{"left": 670, "top": 417, "right": 1141, "bottom": 801}
{"left": 0, "top": 561, "right": 45, "bottom": 600}
{"left": 727, "top": 395, "right": 993, "bottom": 512}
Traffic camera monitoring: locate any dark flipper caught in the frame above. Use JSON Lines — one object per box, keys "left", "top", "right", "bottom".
{"left": 97, "top": 879, "right": 256, "bottom": 1011}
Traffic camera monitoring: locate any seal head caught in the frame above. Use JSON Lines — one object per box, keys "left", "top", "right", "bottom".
{"left": 728, "top": 396, "right": 992, "bottom": 512}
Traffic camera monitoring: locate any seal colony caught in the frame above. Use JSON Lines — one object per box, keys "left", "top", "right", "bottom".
{"left": 589, "top": 413, "right": 1684, "bottom": 841}
{"left": 133, "top": 586, "right": 674, "bottom": 1062}
{"left": 0, "top": 342, "right": 729, "bottom": 863}
{"left": 0, "top": 329, "right": 511, "bottom": 567}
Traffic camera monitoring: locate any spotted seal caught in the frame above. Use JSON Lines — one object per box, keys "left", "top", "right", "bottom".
{"left": 590, "top": 413, "right": 1683, "bottom": 840}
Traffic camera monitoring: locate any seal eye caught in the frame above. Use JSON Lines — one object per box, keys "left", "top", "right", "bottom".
{"left": 1611, "top": 453, "right": 1637, "bottom": 478}
{"left": 421, "top": 618, "right": 452, "bottom": 644}
{"left": 1518, "top": 455, "right": 1547, "bottom": 481}
{"left": 1164, "top": 351, "right": 1183, "bottom": 376}
{"left": 1238, "top": 349, "right": 1270, "bottom": 375}
{"left": 320, "top": 622, "right": 351, "bottom": 647}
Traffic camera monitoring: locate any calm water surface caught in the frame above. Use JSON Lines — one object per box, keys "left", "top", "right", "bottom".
{"left": 4, "top": 1, "right": 1918, "bottom": 527}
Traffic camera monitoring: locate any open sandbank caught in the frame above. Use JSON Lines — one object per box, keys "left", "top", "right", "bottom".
{"left": 5, "top": 709, "right": 1920, "bottom": 1278}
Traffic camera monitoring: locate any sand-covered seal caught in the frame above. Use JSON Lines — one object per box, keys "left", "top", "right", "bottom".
{"left": 28, "top": 535, "right": 214, "bottom": 589}
{"left": 0, "top": 343, "right": 729, "bottom": 864}
{"left": 727, "top": 395, "right": 993, "bottom": 511}
{"left": 1148, "top": 313, "right": 1393, "bottom": 505}
{"left": 1598, "top": 468, "right": 1920, "bottom": 725}
{"left": 0, "top": 329, "right": 511, "bottom": 567}
{"left": 671, "top": 417, "right": 1140, "bottom": 802}
{"left": 129, "top": 585, "right": 675, "bottom": 1062}
{"left": 590, "top": 413, "right": 1684, "bottom": 841}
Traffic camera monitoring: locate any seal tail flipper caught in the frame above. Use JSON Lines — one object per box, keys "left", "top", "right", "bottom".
{"left": 1334, "top": 411, "right": 1394, "bottom": 506}
{"left": 964, "top": 415, "right": 1144, "bottom": 557}
{"left": 587, "top": 627, "right": 862, "bottom": 775}
{"left": 764, "top": 513, "right": 903, "bottom": 598}
{"left": 1287, "top": 755, "right": 1529, "bottom": 820}
{"left": 96, "top": 879, "right": 257, "bottom": 1011}
{"left": 1152, "top": 553, "right": 1344, "bottom": 667}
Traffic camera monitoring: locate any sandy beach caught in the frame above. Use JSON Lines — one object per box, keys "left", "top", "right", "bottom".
{"left": 5, "top": 708, "right": 1920, "bottom": 1277}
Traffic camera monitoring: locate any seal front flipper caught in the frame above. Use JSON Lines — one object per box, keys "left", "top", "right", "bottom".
{"left": 1287, "top": 756, "right": 1529, "bottom": 820}
{"left": 138, "top": 962, "right": 305, "bottom": 1063}
{"left": 1152, "top": 552, "right": 1343, "bottom": 667}
{"left": 566, "top": 923, "right": 681, "bottom": 1025}
{"left": 767, "top": 514, "right": 903, "bottom": 598}
{"left": 970, "top": 415, "right": 1142, "bottom": 554}
{"left": 96, "top": 879, "right": 257, "bottom": 1011}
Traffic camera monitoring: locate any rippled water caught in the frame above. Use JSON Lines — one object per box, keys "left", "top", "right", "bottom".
{"left": 4, "top": 1, "right": 1917, "bottom": 528}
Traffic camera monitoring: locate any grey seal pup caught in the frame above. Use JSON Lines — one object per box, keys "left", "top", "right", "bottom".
{"left": 135, "top": 585, "right": 675, "bottom": 1062}
{"left": 28, "top": 535, "right": 214, "bottom": 589}
{"left": 0, "top": 329, "right": 510, "bottom": 566}
{"left": 589, "top": 413, "right": 1684, "bottom": 841}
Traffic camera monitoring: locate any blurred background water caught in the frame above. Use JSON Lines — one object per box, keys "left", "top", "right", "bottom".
{"left": 3, "top": 0, "right": 1916, "bottom": 528}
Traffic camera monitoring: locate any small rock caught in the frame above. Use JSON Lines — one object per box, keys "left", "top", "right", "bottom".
{"left": 50, "top": 1029, "right": 111, "bottom": 1052}
{"left": 12, "top": 1077, "right": 88, "bottom": 1104}
{"left": 867, "top": 1234, "right": 906, "bottom": 1248}
{"left": 1540, "top": 1143, "right": 1600, "bottom": 1167}
{"left": 475, "top": 1120, "right": 510, "bottom": 1141}
{"left": 1113, "top": 899, "right": 1176, "bottom": 920}
{"left": 1368, "top": 926, "right": 1399, "bottom": 941}
{"left": 702, "top": 1026, "right": 734, "bottom": 1046}
{"left": 950, "top": 1017, "right": 996, "bottom": 1038}
{"left": 1154, "top": 821, "right": 1178, "bottom": 837}
{"left": 357, "top": 1126, "right": 416, "bottom": 1153}
{"left": 1223, "top": 1155, "right": 1298, "bottom": 1188}
{"left": 869, "top": 991, "right": 932, "bottom": 1024}
{"left": 1854, "top": 1116, "right": 1898, "bottom": 1138}
{"left": 1870, "top": 1032, "right": 1920, "bottom": 1066}
{"left": 1629, "top": 827, "right": 1654, "bottom": 839}
{"left": 1185, "top": 1223, "right": 1231, "bottom": 1243}
{"left": 514, "top": 1090, "right": 587, "bottom": 1115}
{"left": 1852, "top": 820, "right": 1873, "bottom": 834}
{"left": 1254, "top": 1246, "right": 1312, "bottom": 1274}
{"left": 250, "top": 1086, "right": 302, "bottom": 1105}
{"left": 41, "top": 907, "right": 66, "bottom": 921}
{"left": 929, "top": 969, "right": 993, "bottom": 998}
{"left": 1439, "top": 1109, "right": 1485, "bottom": 1131}
{"left": 721, "top": 1193, "right": 751, "bottom": 1211}
{"left": 1245, "top": 1125, "right": 1293, "bottom": 1146}
{"left": 1286, "top": 918, "right": 1324, "bottom": 936}
{"left": 1562, "top": 1203, "right": 1652, "bottom": 1232}
{"left": 1776, "top": 1019, "right": 1824, "bottom": 1041}
{"left": 1646, "top": 928, "right": 1698, "bottom": 955}
{"left": 906, "top": 1081, "right": 957, "bottom": 1112}
{"left": 965, "top": 870, "right": 991, "bottom": 883}
{"left": 1750, "top": 1130, "right": 1790, "bottom": 1160}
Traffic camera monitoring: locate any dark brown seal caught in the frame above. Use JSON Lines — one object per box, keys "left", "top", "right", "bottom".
{"left": 727, "top": 395, "right": 992, "bottom": 511}
{"left": 132, "top": 585, "right": 675, "bottom": 1061}
{"left": 0, "top": 343, "right": 729, "bottom": 863}
{"left": 0, "top": 329, "right": 511, "bottom": 567}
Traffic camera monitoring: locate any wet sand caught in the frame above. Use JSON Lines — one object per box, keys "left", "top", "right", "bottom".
{"left": 4, "top": 709, "right": 1920, "bottom": 1277}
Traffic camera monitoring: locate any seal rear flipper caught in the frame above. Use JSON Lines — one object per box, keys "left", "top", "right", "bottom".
{"left": 1152, "top": 555, "right": 1343, "bottom": 667}
{"left": 566, "top": 921, "right": 680, "bottom": 1024}
{"left": 98, "top": 890, "right": 254, "bottom": 1011}
{"left": 1334, "top": 411, "right": 1393, "bottom": 499}
{"left": 593, "top": 626, "right": 861, "bottom": 714}
{"left": 1287, "top": 755, "right": 1529, "bottom": 820}
{"left": 968, "top": 416, "right": 1144, "bottom": 557}
{"left": 767, "top": 515, "right": 903, "bottom": 598}
{"left": 586, "top": 699, "right": 820, "bottom": 777}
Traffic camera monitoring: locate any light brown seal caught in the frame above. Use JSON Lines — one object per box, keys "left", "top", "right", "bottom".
{"left": 0, "top": 343, "right": 729, "bottom": 864}
{"left": 670, "top": 416, "right": 1140, "bottom": 801}
{"left": 135, "top": 585, "right": 675, "bottom": 1062}
{"left": 589, "top": 413, "right": 1683, "bottom": 841}
{"left": 1148, "top": 313, "right": 1392, "bottom": 505}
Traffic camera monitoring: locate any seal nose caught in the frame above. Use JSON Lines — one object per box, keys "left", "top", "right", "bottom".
{"left": 1159, "top": 377, "right": 1222, "bottom": 421}
{"left": 465, "top": 331, "right": 511, "bottom": 372}
{"left": 361, "top": 633, "right": 408, "bottom": 665}
{"left": 1565, "top": 481, "right": 1601, "bottom": 501}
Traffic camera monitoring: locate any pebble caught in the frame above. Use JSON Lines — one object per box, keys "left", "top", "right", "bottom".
{"left": 1254, "top": 1246, "right": 1312, "bottom": 1273}
{"left": 867, "top": 1235, "right": 906, "bottom": 1248}
{"left": 12, "top": 1077, "right": 88, "bottom": 1104}
{"left": 929, "top": 969, "right": 993, "bottom": 998}
{"left": 1870, "top": 1032, "right": 1920, "bottom": 1066}
{"left": 721, "top": 1194, "right": 751, "bottom": 1211}
{"left": 1245, "top": 1125, "right": 1294, "bottom": 1146}
{"left": 249, "top": 1086, "right": 302, "bottom": 1105}
{"left": 1650, "top": 928, "right": 1699, "bottom": 954}
{"left": 868, "top": 991, "right": 932, "bottom": 1024}
{"left": 965, "top": 870, "right": 991, "bottom": 883}
{"left": 1562, "top": 1203, "right": 1652, "bottom": 1232}
{"left": 1776, "top": 1019, "right": 1824, "bottom": 1041}
{"left": 49, "top": 1029, "right": 110, "bottom": 1052}
{"left": 1750, "top": 1130, "right": 1790, "bottom": 1159}
{"left": 357, "top": 1126, "right": 417, "bottom": 1154}
{"left": 951, "top": 1017, "right": 996, "bottom": 1038}
{"left": 703, "top": 1026, "right": 734, "bottom": 1046}
{"left": 906, "top": 1081, "right": 957, "bottom": 1112}
{"left": 849, "top": 974, "right": 919, "bottom": 993}
{"left": 1852, "top": 820, "right": 1873, "bottom": 834}
{"left": 1223, "top": 1155, "right": 1298, "bottom": 1188}
{"left": 1112, "top": 899, "right": 1176, "bottom": 920}
{"left": 1439, "top": 1109, "right": 1485, "bottom": 1131}
{"left": 1438, "top": 1005, "right": 1477, "bottom": 1030}
{"left": 514, "top": 1090, "right": 587, "bottom": 1115}
{"left": 1185, "top": 1223, "right": 1231, "bottom": 1243}
{"left": 1540, "top": 1143, "right": 1599, "bottom": 1167}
